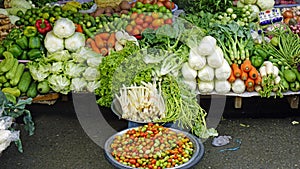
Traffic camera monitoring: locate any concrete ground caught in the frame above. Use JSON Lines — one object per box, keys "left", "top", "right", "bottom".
{"left": 0, "top": 96, "right": 299, "bottom": 169}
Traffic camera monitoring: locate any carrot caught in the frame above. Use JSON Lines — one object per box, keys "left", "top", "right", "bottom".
{"left": 98, "top": 32, "right": 110, "bottom": 40}
{"left": 228, "top": 69, "right": 236, "bottom": 83}
{"left": 99, "top": 47, "right": 108, "bottom": 56}
{"left": 246, "top": 86, "right": 255, "bottom": 92}
{"left": 245, "top": 78, "right": 255, "bottom": 88}
{"left": 248, "top": 66, "right": 259, "bottom": 80}
{"left": 89, "top": 39, "right": 101, "bottom": 54}
{"left": 255, "top": 74, "right": 262, "bottom": 85}
{"left": 241, "top": 59, "right": 252, "bottom": 73}
{"left": 94, "top": 34, "right": 106, "bottom": 49}
{"left": 241, "top": 69, "right": 248, "bottom": 81}
{"left": 107, "top": 33, "right": 116, "bottom": 48}
{"left": 75, "top": 24, "right": 83, "bottom": 33}
{"left": 85, "top": 38, "right": 94, "bottom": 48}
{"left": 231, "top": 63, "right": 241, "bottom": 78}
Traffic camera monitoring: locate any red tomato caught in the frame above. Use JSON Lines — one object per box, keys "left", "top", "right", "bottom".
{"left": 135, "top": 24, "right": 143, "bottom": 31}
{"left": 132, "top": 28, "right": 140, "bottom": 35}
{"left": 135, "top": 17, "right": 144, "bottom": 25}
{"left": 139, "top": 13, "right": 146, "bottom": 19}
{"left": 142, "top": 22, "right": 149, "bottom": 28}
{"left": 152, "top": 18, "right": 163, "bottom": 27}
{"left": 125, "top": 25, "right": 133, "bottom": 34}
{"left": 129, "top": 159, "right": 136, "bottom": 164}
{"left": 144, "top": 15, "right": 153, "bottom": 23}
{"left": 130, "top": 12, "right": 138, "bottom": 20}
{"left": 151, "top": 12, "right": 160, "bottom": 19}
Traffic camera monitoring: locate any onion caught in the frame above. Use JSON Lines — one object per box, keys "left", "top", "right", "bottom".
{"left": 282, "top": 10, "right": 294, "bottom": 18}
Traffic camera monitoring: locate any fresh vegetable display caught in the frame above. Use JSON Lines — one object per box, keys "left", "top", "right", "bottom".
{"left": 109, "top": 123, "right": 194, "bottom": 168}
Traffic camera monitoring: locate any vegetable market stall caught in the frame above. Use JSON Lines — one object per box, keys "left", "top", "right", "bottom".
{"left": 0, "top": 0, "right": 300, "bottom": 168}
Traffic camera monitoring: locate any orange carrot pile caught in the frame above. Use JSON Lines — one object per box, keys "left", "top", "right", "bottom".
{"left": 228, "top": 59, "right": 262, "bottom": 92}
{"left": 85, "top": 32, "right": 116, "bottom": 56}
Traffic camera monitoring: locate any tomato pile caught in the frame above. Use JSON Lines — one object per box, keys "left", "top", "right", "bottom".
{"left": 110, "top": 123, "right": 194, "bottom": 169}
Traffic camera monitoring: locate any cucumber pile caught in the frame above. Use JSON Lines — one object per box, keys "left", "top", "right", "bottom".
{"left": 0, "top": 51, "right": 50, "bottom": 98}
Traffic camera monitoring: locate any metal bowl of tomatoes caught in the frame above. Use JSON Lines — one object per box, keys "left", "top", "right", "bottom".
{"left": 104, "top": 123, "right": 204, "bottom": 169}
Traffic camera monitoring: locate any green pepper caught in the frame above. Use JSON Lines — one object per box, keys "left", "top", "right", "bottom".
{"left": 290, "top": 81, "right": 300, "bottom": 92}
{"left": 3, "top": 39, "right": 14, "bottom": 49}
{"left": 280, "top": 77, "right": 289, "bottom": 92}
{"left": 24, "top": 26, "right": 38, "bottom": 37}
{"left": 254, "top": 46, "right": 268, "bottom": 60}
{"left": 20, "top": 51, "right": 28, "bottom": 60}
{"left": 6, "top": 28, "right": 22, "bottom": 40}
{"left": 28, "top": 36, "right": 41, "bottom": 49}
{"left": 0, "top": 46, "right": 5, "bottom": 59}
{"left": 27, "top": 49, "right": 42, "bottom": 60}
{"left": 8, "top": 44, "right": 23, "bottom": 58}
{"left": 16, "top": 36, "right": 28, "bottom": 50}
{"left": 250, "top": 55, "right": 264, "bottom": 68}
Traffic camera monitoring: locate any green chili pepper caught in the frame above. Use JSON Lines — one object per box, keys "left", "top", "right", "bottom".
{"left": 28, "top": 36, "right": 41, "bottom": 49}
{"left": 27, "top": 49, "right": 42, "bottom": 60}
{"left": 16, "top": 36, "right": 28, "bottom": 50}
{"left": 24, "top": 26, "right": 38, "bottom": 37}
{"left": 250, "top": 55, "right": 264, "bottom": 68}
{"left": 8, "top": 44, "right": 23, "bottom": 58}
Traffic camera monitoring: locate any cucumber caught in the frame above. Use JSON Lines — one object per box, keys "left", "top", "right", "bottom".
{"left": 27, "top": 81, "right": 38, "bottom": 98}
{"left": 0, "top": 75, "right": 7, "bottom": 83}
{"left": 10, "top": 63, "right": 25, "bottom": 86}
{"left": 18, "top": 71, "right": 32, "bottom": 93}
{"left": 5, "top": 58, "right": 19, "bottom": 80}
{"left": 0, "top": 52, "right": 14, "bottom": 73}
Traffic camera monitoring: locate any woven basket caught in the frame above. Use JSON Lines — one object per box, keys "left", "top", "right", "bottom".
{"left": 95, "top": 0, "right": 122, "bottom": 8}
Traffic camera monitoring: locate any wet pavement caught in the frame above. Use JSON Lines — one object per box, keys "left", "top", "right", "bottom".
{"left": 0, "top": 96, "right": 299, "bottom": 169}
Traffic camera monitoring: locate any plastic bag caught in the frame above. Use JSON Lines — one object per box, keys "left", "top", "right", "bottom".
{"left": 0, "top": 116, "right": 13, "bottom": 130}
{"left": 0, "top": 130, "right": 20, "bottom": 153}
{"left": 79, "top": 3, "right": 97, "bottom": 13}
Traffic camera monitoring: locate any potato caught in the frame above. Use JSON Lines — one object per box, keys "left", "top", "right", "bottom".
{"left": 120, "top": 10, "right": 129, "bottom": 15}
{"left": 105, "top": 7, "right": 114, "bottom": 13}
{"left": 119, "top": 0, "right": 131, "bottom": 10}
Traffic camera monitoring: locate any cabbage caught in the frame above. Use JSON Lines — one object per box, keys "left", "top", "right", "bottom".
{"left": 72, "top": 47, "right": 101, "bottom": 63}
{"left": 86, "top": 81, "right": 100, "bottom": 93}
{"left": 181, "top": 62, "right": 197, "bottom": 81}
{"left": 183, "top": 79, "right": 197, "bottom": 91}
{"left": 46, "top": 50, "right": 71, "bottom": 62}
{"left": 249, "top": 5, "right": 260, "bottom": 21}
{"left": 70, "top": 78, "right": 87, "bottom": 92}
{"left": 50, "top": 62, "right": 64, "bottom": 74}
{"left": 197, "top": 65, "right": 214, "bottom": 82}
{"left": 198, "top": 36, "right": 217, "bottom": 56}
{"left": 207, "top": 46, "right": 224, "bottom": 68}
{"left": 198, "top": 80, "right": 214, "bottom": 94}
{"left": 53, "top": 18, "right": 75, "bottom": 38}
{"left": 243, "top": 0, "right": 257, "bottom": 4}
{"left": 215, "top": 80, "right": 231, "bottom": 94}
{"left": 87, "top": 56, "right": 103, "bottom": 68}
{"left": 47, "top": 74, "right": 71, "bottom": 94}
{"left": 188, "top": 47, "right": 206, "bottom": 70}
{"left": 83, "top": 67, "right": 100, "bottom": 81}
{"left": 256, "top": 0, "right": 274, "bottom": 11}
{"left": 10, "top": 0, "right": 32, "bottom": 9}
{"left": 64, "top": 62, "right": 86, "bottom": 78}
{"left": 27, "top": 61, "right": 51, "bottom": 82}
{"left": 215, "top": 59, "right": 231, "bottom": 80}
{"left": 44, "top": 31, "right": 64, "bottom": 53}
{"left": 65, "top": 32, "right": 86, "bottom": 52}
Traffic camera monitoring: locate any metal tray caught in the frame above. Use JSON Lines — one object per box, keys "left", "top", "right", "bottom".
{"left": 104, "top": 127, "right": 205, "bottom": 169}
